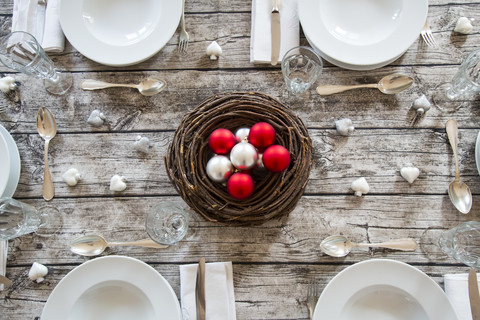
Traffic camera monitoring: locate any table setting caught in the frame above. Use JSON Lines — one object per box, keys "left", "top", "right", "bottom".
{"left": 1, "top": 0, "right": 480, "bottom": 319}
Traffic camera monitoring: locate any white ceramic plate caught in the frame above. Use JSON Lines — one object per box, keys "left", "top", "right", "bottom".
{"left": 58, "top": 0, "right": 182, "bottom": 66}
{"left": 0, "top": 124, "right": 21, "bottom": 197}
{"left": 476, "top": 131, "right": 480, "bottom": 176}
{"left": 313, "top": 259, "right": 458, "bottom": 320}
{"left": 299, "top": 0, "right": 428, "bottom": 70}
{"left": 0, "top": 130, "right": 9, "bottom": 197}
{"left": 41, "top": 256, "right": 182, "bottom": 320}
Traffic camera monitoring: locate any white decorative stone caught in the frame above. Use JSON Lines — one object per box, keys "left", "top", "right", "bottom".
{"left": 0, "top": 76, "right": 16, "bottom": 93}
{"left": 110, "top": 175, "right": 127, "bottom": 192}
{"left": 454, "top": 17, "right": 473, "bottom": 34}
{"left": 206, "top": 41, "right": 222, "bottom": 60}
{"left": 87, "top": 110, "right": 106, "bottom": 127}
{"left": 335, "top": 118, "right": 354, "bottom": 136}
{"left": 400, "top": 165, "right": 420, "bottom": 184}
{"left": 133, "top": 136, "right": 151, "bottom": 154}
{"left": 28, "top": 262, "right": 48, "bottom": 283}
{"left": 62, "top": 168, "right": 81, "bottom": 186}
{"left": 351, "top": 177, "right": 370, "bottom": 197}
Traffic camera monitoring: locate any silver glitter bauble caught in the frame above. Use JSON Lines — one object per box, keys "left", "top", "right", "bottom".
{"left": 235, "top": 127, "right": 250, "bottom": 143}
{"left": 206, "top": 155, "right": 233, "bottom": 182}
{"left": 230, "top": 142, "right": 258, "bottom": 170}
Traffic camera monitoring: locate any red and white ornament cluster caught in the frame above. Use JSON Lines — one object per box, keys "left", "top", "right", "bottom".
{"left": 206, "top": 122, "right": 291, "bottom": 200}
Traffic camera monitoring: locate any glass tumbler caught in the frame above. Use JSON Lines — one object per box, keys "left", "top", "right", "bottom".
{"left": 145, "top": 202, "right": 189, "bottom": 245}
{"left": 0, "top": 31, "right": 72, "bottom": 95}
{"left": 432, "top": 48, "right": 480, "bottom": 112}
{"left": 0, "top": 197, "right": 62, "bottom": 240}
{"left": 438, "top": 221, "right": 480, "bottom": 267}
{"left": 281, "top": 46, "right": 323, "bottom": 95}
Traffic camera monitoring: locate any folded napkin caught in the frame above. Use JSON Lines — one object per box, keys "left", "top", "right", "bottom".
{"left": 11, "top": 0, "right": 65, "bottom": 53}
{"left": 180, "top": 261, "right": 236, "bottom": 320}
{"left": 250, "top": 0, "right": 300, "bottom": 64}
{"left": 444, "top": 273, "right": 479, "bottom": 320}
{"left": 0, "top": 240, "right": 7, "bottom": 291}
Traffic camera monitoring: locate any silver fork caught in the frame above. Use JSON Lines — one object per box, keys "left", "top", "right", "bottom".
{"left": 306, "top": 282, "right": 320, "bottom": 320}
{"left": 420, "top": 21, "right": 438, "bottom": 48}
{"left": 178, "top": 0, "right": 189, "bottom": 54}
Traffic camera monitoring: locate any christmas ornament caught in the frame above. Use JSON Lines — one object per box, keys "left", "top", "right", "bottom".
{"left": 208, "top": 128, "right": 236, "bottom": 154}
{"left": 262, "top": 145, "right": 290, "bottom": 172}
{"left": 256, "top": 153, "right": 264, "bottom": 169}
{"left": 248, "top": 122, "right": 276, "bottom": 148}
{"left": 227, "top": 173, "right": 254, "bottom": 200}
{"left": 206, "top": 155, "right": 233, "bottom": 182}
{"left": 230, "top": 142, "right": 258, "bottom": 170}
{"left": 235, "top": 127, "right": 250, "bottom": 143}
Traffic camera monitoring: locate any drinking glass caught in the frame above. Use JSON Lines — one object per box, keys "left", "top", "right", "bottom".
{"left": 145, "top": 201, "right": 189, "bottom": 245}
{"left": 281, "top": 46, "right": 323, "bottom": 95}
{"left": 0, "top": 197, "right": 62, "bottom": 240}
{"left": 438, "top": 221, "right": 480, "bottom": 267}
{"left": 0, "top": 31, "right": 72, "bottom": 95}
{"left": 432, "top": 48, "right": 480, "bottom": 113}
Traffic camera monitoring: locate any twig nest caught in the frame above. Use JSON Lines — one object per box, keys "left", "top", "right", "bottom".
{"left": 62, "top": 168, "right": 81, "bottom": 186}
{"left": 454, "top": 17, "right": 473, "bottom": 34}
{"left": 400, "top": 164, "right": 420, "bottom": 184}
{"left": 335, "top": 118, "right": 354, "bottom": 136}
{"left": 412, "top": 94, "right": 431, "bottom": 116}
{"left": 87, "top": 110, "right": 106, "bottom": 127}
{"left": 0, "top": 76, "right": 17, "bottom": 93}
{"left": 110, "top": 174, "right": 127, "bottom": 192}
{"left": 133, "top": 136, "right": 151, "bottom": 154}
{"left": 206, "top": 41, "right": 222, "bottom": 60}
{"left": 351, "top": 177, "right": 369, "bottom": 197}
{"left": 28, "top": 262, "right": 48, "bottom": 283}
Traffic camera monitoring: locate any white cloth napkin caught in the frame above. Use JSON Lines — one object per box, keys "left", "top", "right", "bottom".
{"left": 0, "top": 240, "right": 7, "bottom": 291}
{"left": 11, "top": 0, "right": 65, "bottom": 53}
{"left": 250, "top": 0, "right": 299, "bottom": 64}
{"left": 444, "top": 273, "right": 479, "bottom": 320}
{"left": 180, "top": 261, "right": 236, "bottom": 320}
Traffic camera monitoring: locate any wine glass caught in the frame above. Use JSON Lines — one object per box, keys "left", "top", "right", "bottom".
{"left": 0, "top": 197, "right": 62, "bottom": 240}
{"left": 0, "top": 31, "right": 72, "bottom": 95}
{"left": 281, "top": 46, "right": 323, "bottom": 95}
{"left": 145, "top": 201, "right": 189, "bottom": 245}
{"left": 432, "top": 48, "right": 480, "bottom": 113}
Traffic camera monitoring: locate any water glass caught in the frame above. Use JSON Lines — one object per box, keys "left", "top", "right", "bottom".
{"left": 432, "top": 48, "right": 480, "bottom": 112}
{"left": 0, "top": 197, "right": 62, "bottom": 240}
{"left": 0, "top": 31, "right": 72, "bottom": 95}
{"left": 145, "top": 201, "right": 189, "bottom": 245}
{"left": 438, "top": 221, "right": 480, "bottom": 267}
{"left": 281, "top": 46, "right": 323, "bottom": 95}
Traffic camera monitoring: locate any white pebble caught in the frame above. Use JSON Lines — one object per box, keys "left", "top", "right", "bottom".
{"left": 110, "top": 174, "right": 127, "bottom": 192}
{"left": 400, "top": 165, "right": 420, "bottom": 184}
{"left": 62, "top": 168, "right": 81, "bottom": 186}
{"left": 87, "top": 110, "right": 106, "bottom": 127}
{"left": 133, "top": 136, "right": 151, "bottom": 154}
{"left": 351, "top": 177, "right": 370, "bottom": 197}
{"left": 335, "top": 118, "right": 354, "bottom": 136}
{"left": 0, "top": 76, "right": 16, "bottom": 93}
{"left": 206, "top": 41, "right": 222, "bottom": 60}
{"left": 454, "top": 17, "right": 473, "bottom": 34}
{"left": 28, "top": 262, "right": 48, "bottom": 283}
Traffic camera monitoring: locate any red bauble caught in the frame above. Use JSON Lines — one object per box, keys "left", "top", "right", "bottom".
{"left": 262, "top": 145, "right": 291, "bottom": 172}
{"left": 208, "top": 128, "right": 236, "bottom": 154}
{"left": 248, "top": 122, "right": 276, "bottom": 148}
{"left": 227, "top": 173, "right": 254, "bottom": 200}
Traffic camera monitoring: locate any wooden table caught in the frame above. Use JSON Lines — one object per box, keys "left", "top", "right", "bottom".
{"left": 1, "top": 0, "right": 479, "bottom": 319}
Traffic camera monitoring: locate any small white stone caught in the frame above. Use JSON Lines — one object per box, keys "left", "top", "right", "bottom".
{"left": 335, "top": 118, "right": 354, "bottom": 136}
{"left": 454, "top": 17, "right": 473, "bottom": 34}
{"left": 28, "top": 262, "right": 48, "bottom": 283}
{"left": 87, "top": 110, "right": 106, "bottom": 127}
{"left": 110, "top": 174, "right": 127, "bottom": 192}
{"left": 62, "top": 168, "right": 81, "bottom": 186}
{"left": 351, "top": 177, "right": 370, "bottom": 197}
{"left": 206, "top": 41, "right": 222, "bottom": 60}
{"left": 133, "top": 136, "right": 151, "bottom": 154}
{"left": 400, "top": 165, "right": 420, "bottom": 184}
{"left": 0, "top": 76, "right": 16, "bottom": 93}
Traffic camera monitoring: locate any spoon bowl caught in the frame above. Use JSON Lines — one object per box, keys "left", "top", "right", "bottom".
{"left": 80, "top": 76, "right": 166, "bottom": 96}
{"left": 36, "top": 107, "right": 57, "bottom": 201}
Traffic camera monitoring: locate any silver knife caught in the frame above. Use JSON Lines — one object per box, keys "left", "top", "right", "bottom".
{"left": 195, "top": 258, "right": 206, "bottom": 320}
{"left": 270, "top": 0, "right": 281, "bottom": 65}
{"left": 469, "top": 269, "right": 480, "bottom": 320}
{"left": 0, "top": 274, "right": 12, "bottom": 289}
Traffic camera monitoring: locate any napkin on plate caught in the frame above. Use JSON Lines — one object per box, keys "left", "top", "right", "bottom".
{"left": 0, "top": 240, "right": 7, "bottom": 291}
{"left": 250, "top": 0, "right": 299, "bottom": 64}
{"left": 180, "top": 261, "right": 236, "bottom": 320}
{"left": 444, "top": 273, "right": 479, "bottom": 320}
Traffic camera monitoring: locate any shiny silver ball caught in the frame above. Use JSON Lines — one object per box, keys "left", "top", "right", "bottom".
{"left": 206, "top": 155, "right": 233, "bottom": 182}
{"left": 235, "top": 127, "right": 250, "bottom": 143}
{"left": 230, "top": 142, "right": 258, "bottom": 170}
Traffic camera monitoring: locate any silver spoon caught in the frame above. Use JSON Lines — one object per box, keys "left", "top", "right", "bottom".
{"left": 80, "top": 76, "right": 166, "bottom": 96}
{"left": 316, "top": 73, "right": 413, "bottom": 96}
{"left": 36, "top": 107, "right": 57, "bottom": 201}
{"left": 70, "top": 234, "right": 168, "bottom": 257}
{"left": 446, "top": 119, "right": 472, "bottom": 214}
{"left": 320, "top": 235, "right": 417, "bottom": 257}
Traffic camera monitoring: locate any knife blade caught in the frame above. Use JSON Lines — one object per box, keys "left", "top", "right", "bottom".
{"left": 0, "top": 274, "right": 12, "bottom": 289}
{"left": 195, "top": 258, "right": 206, "bottom": 320}
{"left": 469, "top": 269, "right": 480, "bottom": 320}
{"left": 270, "top": 0, "right": 281, "bottom": 65}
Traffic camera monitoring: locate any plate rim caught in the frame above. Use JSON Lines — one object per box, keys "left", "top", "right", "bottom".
{"left": 0, "top": 128, "right": 10, "bottom": 197}
{"left": 0, "top": 124, "right": 20, "bottom": 197}
{"left": 475, "top": 131, "right": 480, "bottom": 176}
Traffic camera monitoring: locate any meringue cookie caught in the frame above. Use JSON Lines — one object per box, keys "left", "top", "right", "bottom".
{"left": 110, "top": 175, "right": 127, "bottom": 192}
{"left": 400, "top": 165, "right": 420, "bottom": 184}
{"left": 454, "top": 17, "right": 473, "bottom": 34}
{"left": 412, "top": 94, "right": 431, "bottom": 116}
{"left": 133, "top": 136, "right": 151, "bottom": 154}
{"left": 62, "top": 168, "right": 81, "bottom": 186}
{"left": 28, "top": 262, "right": 48, "bottom": 283}
{"left": 0, "top": 76, "right": 17, "bottom": 93}
{"left": 351, "top": 177, "right": 370, "bottom": 197}
{"left": 87, "top": 110, "right": 106, "bottom": 127}
{"left": 206, "top": 41, "right": 222, "bottom": 60}
{"left": 335, "top": 118, "right": 355, "bottom": 136}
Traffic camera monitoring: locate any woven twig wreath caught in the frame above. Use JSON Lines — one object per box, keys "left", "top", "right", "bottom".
{"left": 164, "top": 92, "right": 312, "bottom": 225}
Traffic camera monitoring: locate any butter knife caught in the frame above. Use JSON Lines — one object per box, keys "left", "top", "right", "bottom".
{"left": 270, "top": 0, "right": 281, "bottom": 65}
{"left": 0, "top": 274, "right": 12, "bottom": 289}
{"left": 469, "top": 269, "right": 480, "bottom": 320}
{"left": 195, "top": 258, "right": 206, "bottom": 320}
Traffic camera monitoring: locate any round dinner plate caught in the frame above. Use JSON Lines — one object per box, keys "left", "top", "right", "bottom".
{"left": 0, "top": 129, "right": 10, "bottom": 197}
{"left": 475, "top": 131, "right": 480, "bottom": 176}
{"left": 58, "top": 0, "right": 182, "bottom": 66}
{"left": 0, "top": 124, "right": 21, "bottom": 197}
{"left": 41, "top": 256, "right": 182, "bottom": 320}
{"left": 299, "top": 0, "right": 428, "bottom": 70}
{"left": 313, "top": 259, "right": 459, "bottom": 320}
